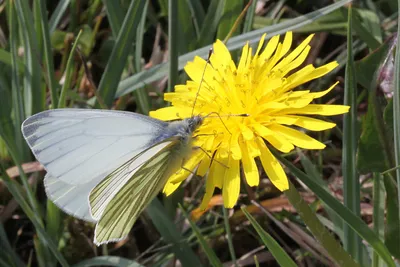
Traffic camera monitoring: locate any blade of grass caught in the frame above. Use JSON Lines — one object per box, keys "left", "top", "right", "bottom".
{"left": 372, "top": 173, "right": 386, "bottom": 267}
{"left": 0, "top": 223, "right": 25, "bottom": 267}
{"left": 272, "top": 150, "right": 396, "bottom": 267}
{"left": 38, "top": 0, "right": 59, "bottom": 108}
{"left": 0, "top": 49, "right": 24, "bottom": 72}
{"left": 343, "top": 5, "right": 362, "bottom": 261}
{"left": 168, "top": 0, "right": 178, "bottom": 93}
{"left": 184, "top": 0, "right": 205, "bottom": 38}
{"left": 243, "top": 0, "right": 257, "bottom": 33}
{"left": 95, "top": 0, "right": 147, "bottom": 108}
{"left": 180, "top": 205, "right": 222, "bottom": 267}
{"left": 197, "top": 0, "right": 225, "bottom": 47}
{"left": 177, "top": 1, "right": 196, "bottom": 53}
{"left": 49, "top": 0, "right": 70, "bottom": 33}
{"left": 103, "top": 1, "right": 151, "bottom": 114}
{"left": 284, "top": 181, "right": 359, "bottom": 266}
{"left": 8, "top": 3, "right": 39, "bottom": 216}
{"left": 134, "top": 1, "right": 151, "bottom": 114}
{"left": 298, "top": 150, "right": 344, "bottom": 240}
{"left": 58, "top": 30, "right": 83, "bottom": 108}
{"left": 241, "top": 207, "right": 297, "bottom": 267}
{"left": 103, "top": 1, "right": 124, "bottom": 37}
{"left": 8, "top": 2, "right": 29, "bottom": 163}
{"left": 146, "top": 198, "right": 202, "bottom": 266}
{"left": 116, "top": 0, "right": 352, "bottom": 98}
{"left": 217, "top": 0, "right": 243, "bottom": 41}
{"left": 15, "top": 0, "right": 44, "bottom": 115}
{"left": 392, "top": 0, "right": 400, "bottom": 258}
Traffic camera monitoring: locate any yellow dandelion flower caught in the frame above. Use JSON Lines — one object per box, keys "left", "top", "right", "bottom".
{"left": 150, "top": 31, "right": 349, "bottom": 209}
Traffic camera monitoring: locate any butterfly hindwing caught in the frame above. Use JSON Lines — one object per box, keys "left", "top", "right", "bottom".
{"left": 89, "top": 141, "right": 174, "bottom": 221}
{"left": 91, "top": 140, "right": 182, "bottom": 245}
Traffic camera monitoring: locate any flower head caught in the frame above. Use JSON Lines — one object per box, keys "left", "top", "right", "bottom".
{"left": 150, "top": 32, "right": 349, "bottom": 209}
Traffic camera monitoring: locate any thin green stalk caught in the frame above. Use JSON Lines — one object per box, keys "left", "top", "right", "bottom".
{"left": 372, "top": 173, "right": 385, "bottom": 267}
{"left": 38, "top": 0, "right": 59, "bottom": 108}
{"left": 134, "top": 1, "right": 151, "bottom": 114}
{"left": 222, "top": 207, "right": 237, "bottom": 266}
{"left": 168, "top": 0, "right": 179, "bottom": 93}
{"left": 58, "top": 30, "right": 83, "bottom": 108}
{"left": 342, "top": 5, "right": 362, "bottom": 261}
{"left": 392, "top": 0, "right": 400, "bottom": 254}
{"left": 243, "top": 0, "right": 257, "bottom": 33}
{"left": 284, "top": 181, "right": 359, "bottom": 267}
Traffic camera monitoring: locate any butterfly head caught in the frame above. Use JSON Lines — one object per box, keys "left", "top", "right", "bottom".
{"left": 186, "top": 115, "right": 203, "bottom": 134}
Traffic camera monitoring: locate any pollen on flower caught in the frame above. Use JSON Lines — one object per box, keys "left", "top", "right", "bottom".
{"left": 150, "top": 31, "right": 350, "bottom": 209}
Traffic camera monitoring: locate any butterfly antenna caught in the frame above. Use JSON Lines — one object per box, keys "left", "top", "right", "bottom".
{"left": 191, "top": 48, "right": 213, "bottom": 117}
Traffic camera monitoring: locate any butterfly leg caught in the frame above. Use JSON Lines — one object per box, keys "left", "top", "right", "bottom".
{"left": 192, "top": 146, "right": 229, "bottom": 169}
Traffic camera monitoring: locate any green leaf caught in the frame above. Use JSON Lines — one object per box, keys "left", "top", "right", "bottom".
{"left": 357, "top": 100, "right": 393, "bottom": 173}
{"left": 355, "top": 38, "right": 393, "bottom": 90}
{"left": 241, "top": 207, "right": 297, "bottom": 267}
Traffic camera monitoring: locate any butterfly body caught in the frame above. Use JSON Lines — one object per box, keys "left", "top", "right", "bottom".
{"left": 21, "top": 109, "right": 203, "bottom": 245}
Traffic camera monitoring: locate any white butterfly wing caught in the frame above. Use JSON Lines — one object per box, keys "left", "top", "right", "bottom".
{"left": 22, "top": 109, "right": 167, "bottom": 185}
{"left": 44, "top": 174, "right": 101, "bottom": 222}
{"left": 92, "top": 140, "right": 183, "bottom": 245}
{"left": 22, "top": 109, "right": 168, "bottom": 222}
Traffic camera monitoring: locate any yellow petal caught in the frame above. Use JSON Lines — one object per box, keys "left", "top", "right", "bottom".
{"left": 239, "top": 123, "right": 254, "bottom": 140}
{"left": 253, "top": 123, "right": 294, "bottom": 153}
{"left": 240, "top": 141, "right": 259, "bottom": 186}
{"left": 230, "top": 131, "right": 242, "bottom": 160}
{"left": 274, "top": 34, "right": 314, "bottom": 71}
{"left": 197, "top": 156, "right": 210, "bottom": 176}
{"left": 199, "top": 172, "right": 215, "bottom": 210}
{"left": 163, "top": 181, "right": 182, "bottom": 196}
{"left": 222, "top": 156, "right": 240, "bottom": 208}
{"left": 268, "top": 124, "right": 326, "bottom": 149}
{"left": 168, "top": 150, "right": 203, "bottom": 184}
{"left": 258, "top": 35, "right": 280, "bottom": 63}
{"left": 283, "top": 104, "right": 350, "bottom": 116}
{"left": 212, "top": 153, "right": 228, "bottom": 188}
{"left": 256, "top": 137, "right": 289, "bottom": 191}
{"left": 271, "top": 116, "right": 298, "bottom": 125}
{"left": 150, "top": 107, "right": 182, "bottom": 120}
{"left": 289, "top": 115, "right": 336, "bottom": 131}
{"left": 255, "top": 33, "right": 267, "bottom": 56}
{"left": 308, "top": 82, "right": 339, "bottom": 99}
{"left": 238, "top": 42, "right": 250, "bottom": 71}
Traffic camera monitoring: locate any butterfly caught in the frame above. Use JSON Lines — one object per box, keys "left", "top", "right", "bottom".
{"left": 21, "top": 108, "right": 203, "bottom": 245}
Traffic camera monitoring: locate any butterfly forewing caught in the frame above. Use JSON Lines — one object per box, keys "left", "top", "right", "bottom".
{"left": 92, "top": 140, "right": 182, "bottom": 245}
{"left": 22, "top": 109, "right": 167, "bottom": 185}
